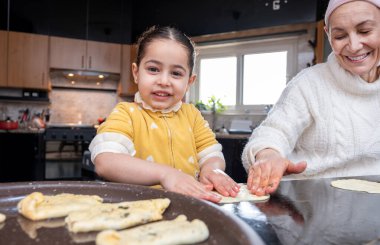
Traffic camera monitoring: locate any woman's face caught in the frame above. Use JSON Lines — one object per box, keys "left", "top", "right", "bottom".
{"left": 132, "top": 39, "right": 196, "bottom": 110}
{"left": 326, "top": 1, "right": 380, "bottom": 82}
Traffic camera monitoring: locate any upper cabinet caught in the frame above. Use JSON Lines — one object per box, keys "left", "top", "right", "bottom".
{"left": 9, "top": 0, "right": 49, "bottom": 35}
{"left": 49, "top": 0, "right": 128, "bottom": 44}
{"left": 0, "top": 31, "right": 7, "bottom": 87}
{"left": 0, "top": 0, "right": 7, "bottom": 30}
{"left": 87, "top": 0, "right": 126, "bottom": 44}
{"left": 49, "top": 37, "right": 87, "bottom": 70}
{"left": 50, "top": 36, "right": 121, "bottom": 73}
{"left": 8, "top": 31, "right": 49, "bottom": 90}
{"left": 48, "top": 0, "right": 87, "bottom": 40}
{"left": 87, "top": 40, "right": 121, "bottom": 73}
{"left": 118, "top": 44, "right": 137, "bottom": 96}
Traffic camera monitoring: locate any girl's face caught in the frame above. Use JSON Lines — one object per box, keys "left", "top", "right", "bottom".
{"left": 326, "top": 1, "right": 380, "bottom": 82}
{"left": 132, "top": 39, "right": 196, "bottom": 110}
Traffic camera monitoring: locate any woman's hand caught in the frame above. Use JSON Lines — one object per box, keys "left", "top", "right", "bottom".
{"left": 247, "top": 148, "right": 307, "bottom": 196}
{"left": 199, "top": 163, "right": 240, "bottom": 198}
{"left": 160, "top": 168, "right": 222, "bottom": 203}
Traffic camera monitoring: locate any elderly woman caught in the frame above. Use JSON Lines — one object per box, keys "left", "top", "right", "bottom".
{"left": 242, "top": 0, "right": 380, "bottom": 196}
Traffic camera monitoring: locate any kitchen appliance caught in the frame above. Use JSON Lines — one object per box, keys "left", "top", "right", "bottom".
{"left": 44, "top": 124, "right": 96, "bottom": 180}
{"left": 0, "top": 120, "right": 18, "bottom": 130}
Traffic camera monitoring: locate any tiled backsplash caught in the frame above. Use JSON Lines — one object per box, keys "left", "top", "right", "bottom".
{"left": 49, "top": 89, "right": 120, "bottom": 125}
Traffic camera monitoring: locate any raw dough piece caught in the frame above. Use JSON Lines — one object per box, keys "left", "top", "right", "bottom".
{"left": 65, "top": 198, "right": 170, "bottom": 233}
{"left": 96, "top": 215, "right": 209, "bottom": 245}
{"left": 331, "top": 179, "right": 380, "bottom": 193}
{"left": 0, "top": 213, "right": 5, "bottom": 223}
{"left": 17, "top": 192, "right": 103, "bottom": 220}
{"left": 215, "top": 184, "right": 270, "bottom": 203}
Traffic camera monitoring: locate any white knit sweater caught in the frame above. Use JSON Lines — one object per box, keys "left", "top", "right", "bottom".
{"left": 242, "top": 53, "right": 380, "bottom": 179}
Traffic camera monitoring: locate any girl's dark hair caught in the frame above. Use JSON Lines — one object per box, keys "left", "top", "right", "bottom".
{"left": 135, "top": 26, "right": 196, "bottom": 75}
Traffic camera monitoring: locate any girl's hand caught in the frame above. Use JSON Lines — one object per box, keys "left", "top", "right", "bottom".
{"left": 247, "top": 148, "right": 307, "bottom": 196}
{"left": 160, "top": 168, "right": 221, "bottom": 203}
{"left": 199, "top": 167, "right": 240, "bottom": 198}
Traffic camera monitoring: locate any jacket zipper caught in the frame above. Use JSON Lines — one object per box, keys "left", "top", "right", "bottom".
{"left": 162, "top": 116, "right": 175, "bottom": 168}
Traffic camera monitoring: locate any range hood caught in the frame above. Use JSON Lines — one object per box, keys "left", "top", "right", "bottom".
{"left": 50, "top": 69, "right": 120, "bottom": 91}
{"left": 61, "top": 70, "right": 119, "bottom": 80}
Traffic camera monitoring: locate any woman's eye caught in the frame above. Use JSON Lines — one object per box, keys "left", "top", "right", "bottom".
{"left": 333, "top": 35, "right": 346, "bottom": 40}
{"left": 359, "top": 30, "right": 370, "bottom": 34}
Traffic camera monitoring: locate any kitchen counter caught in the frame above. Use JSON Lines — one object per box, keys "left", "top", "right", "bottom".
{"left": 220, "top": 175, "right": 380, "bottom": 245}
{"left": 215, "top": 132, "right": 251, "bottom": 139}
{"left": 0, "top": 128, "right": 45, "bottom": 134}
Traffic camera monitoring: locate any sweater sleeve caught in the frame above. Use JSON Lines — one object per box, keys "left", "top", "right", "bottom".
{"left": 190, "top": 105, "right": 224, "bottom": 165}
{"left": 89, "top": 102, "right": 136, "bottom": 161}
{"left": 242, "top": 72, "right": 313, "bottom": 171}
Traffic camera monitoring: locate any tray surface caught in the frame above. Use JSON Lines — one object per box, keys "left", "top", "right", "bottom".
{"left": 0, "top": 181, "right": 264, "bottom": 245}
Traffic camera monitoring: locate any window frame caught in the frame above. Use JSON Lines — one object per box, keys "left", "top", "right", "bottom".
{"left": 190, "top": 35, "right": 299, "bottom": 113}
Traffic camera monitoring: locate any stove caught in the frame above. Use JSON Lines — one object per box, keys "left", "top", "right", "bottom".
{"left": 44, "top": 124, "right": 97, "bottom": 180}
{"left": 45, "top": 123, "right": 97, "bottom": 141}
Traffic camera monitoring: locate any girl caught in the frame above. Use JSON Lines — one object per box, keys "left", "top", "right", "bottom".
{"left": 89, "top": 26, "right": 239, "bottom": 202}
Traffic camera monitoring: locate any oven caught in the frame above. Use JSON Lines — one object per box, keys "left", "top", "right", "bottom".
{"left": 44, "top": 124, "right": 96, "bottom": 180}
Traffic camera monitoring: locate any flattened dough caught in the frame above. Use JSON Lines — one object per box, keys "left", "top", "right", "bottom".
{"left": 17, "top": 192, "right": 103, "bottom": 220}
{"left": 65, "top": 198, "right": 170, "bottom": 233}
{"left": 0, "top": 213, "right": 5, "bottom": 223}
{"left": 331, "top": 179, "right": 380, "bottom": 193}
{"left": 215, "top": 184, "right": 270, "bottom": 203}
{"left": 96, "top": 215, "right": 209, "bottom": 245}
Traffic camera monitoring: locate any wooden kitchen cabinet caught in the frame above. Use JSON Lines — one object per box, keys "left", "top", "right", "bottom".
{"left": 118, "top": 44, "right": 137, "bottom": 96}
{"left": 87, "top": 40, "right": 121, "bottom": 73}
{"left": 0, "top": 30, "right": 7, "bottom": 87}
{"left": 50, "top": 36, "right": 121, "bottom": 73}
{"left": 8, "top": 31, "right": 49, "bottom": 89}
{"left": 49, "top": 36, "right": 87, "bottom": 71}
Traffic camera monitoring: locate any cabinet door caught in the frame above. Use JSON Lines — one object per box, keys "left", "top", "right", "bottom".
{"left": 87, "top": 0, "right": 123, "bottom": 43}
{"left": 118, "top": 44, "right": 137, "bottom": 96}
{"left": 0, "top": 0, "right": 7, "bottom": 30}
{"left": 0, "top": 30, "right": 7, "bottom": 87}
{"left": 87, "top": 40, "right": 121, "bottom": 73}
{"left": 9, "top": 0, "right": 49, "bottom": 35}
{"left": 50, "top": 36, "right": 87, "bottom": 70}
{"left": 8, "top": 31, "right": 49, "bottom": 89}
{"left": 48, "top": 0, "right": 87, "bottom": 40}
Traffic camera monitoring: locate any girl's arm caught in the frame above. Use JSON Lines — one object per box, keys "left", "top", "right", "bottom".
{"left": 94, "top": 152, "right": 222, "bottom": 202}
{"left": 198, "top": 156, "right": 240, "bottom": 197}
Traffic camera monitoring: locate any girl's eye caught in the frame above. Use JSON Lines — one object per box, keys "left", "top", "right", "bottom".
{"left": 147, "top": 67, "right": 159, "bottom": 73}
{"left": 172, "top": 71, "right": 184, "bottom": 77}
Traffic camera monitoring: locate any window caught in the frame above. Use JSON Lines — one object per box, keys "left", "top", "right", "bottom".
{"left": 191, "top": 35, "right": 298, "bottom": 111}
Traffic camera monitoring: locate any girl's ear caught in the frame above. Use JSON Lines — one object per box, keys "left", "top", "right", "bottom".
{"left": 132, "top": 63, "right": 138, "bottom": 84}
{"left": 186, "top": 74, "right": 197, "bottom": 91}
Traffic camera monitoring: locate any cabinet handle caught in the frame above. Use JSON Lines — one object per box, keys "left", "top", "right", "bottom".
{"left": 89, "top": 56, "right": 92, "bottom": 69}
{"left": 81, "top": 56, "right": 85, "bottom": 68}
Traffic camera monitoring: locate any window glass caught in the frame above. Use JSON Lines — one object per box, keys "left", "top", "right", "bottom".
{"left": 199, "top": 57, "right": 236, "bottom": 105}
{"left": 243, "top": 51, "right": 287, "bottom": 105}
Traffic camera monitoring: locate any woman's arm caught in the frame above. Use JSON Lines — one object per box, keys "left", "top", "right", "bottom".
{"left": 247, "top": 148, "right": 307, "bottom": 196}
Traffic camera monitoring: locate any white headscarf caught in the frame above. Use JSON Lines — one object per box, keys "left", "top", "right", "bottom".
{"left": 324, "top": 0, "right": 380, "bottom": 26}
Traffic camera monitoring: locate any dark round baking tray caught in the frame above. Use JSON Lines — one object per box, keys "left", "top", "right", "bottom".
{"left": 0, "top": 181, "right": 264, "bottom": 245}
